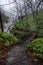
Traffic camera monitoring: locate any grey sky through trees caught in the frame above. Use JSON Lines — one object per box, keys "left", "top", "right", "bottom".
{"left": 0, "top": 0, "right": 43, "bottom": 32}
{"left": 0, "top": 0, "right": 35, "bottom": 16}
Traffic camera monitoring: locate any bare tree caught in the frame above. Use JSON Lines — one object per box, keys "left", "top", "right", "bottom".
{"left": 0, "top": 10, "right": 4, "bottom": 32}
{"left": 26, "top": 0, "right": 43, "bottom": 19}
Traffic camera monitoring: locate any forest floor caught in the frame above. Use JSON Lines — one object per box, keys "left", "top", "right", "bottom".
{"left": 2, "top": 32, "right": 42, "bottom": 65}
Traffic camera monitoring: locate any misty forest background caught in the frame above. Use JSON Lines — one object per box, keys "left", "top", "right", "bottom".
{"left": 0, "top": 0, "right": 43, "bottom": 35}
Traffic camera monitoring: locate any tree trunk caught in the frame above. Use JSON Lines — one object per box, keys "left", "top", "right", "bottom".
{"left": 0, "top": 10, "right": 4, "bottom": 32}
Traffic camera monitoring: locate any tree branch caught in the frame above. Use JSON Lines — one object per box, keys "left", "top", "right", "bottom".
{"left": 37, "top": 0, "right": 43, "bottom": 9}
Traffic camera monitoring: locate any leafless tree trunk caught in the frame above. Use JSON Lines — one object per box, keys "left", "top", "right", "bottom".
{"left": 0, "top": 10, "right": 4, "bottom": 32}
{"left": 26, "top": 0, "right": 43, "bottom": 20}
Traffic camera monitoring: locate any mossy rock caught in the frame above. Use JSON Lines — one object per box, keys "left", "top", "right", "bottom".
{"left": 27, "top": 38, "right": 43, "bottom": 59}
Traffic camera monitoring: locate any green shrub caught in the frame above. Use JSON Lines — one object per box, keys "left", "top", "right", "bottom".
{"left": 27, "top": 38, "right": 43, "bottom": 59}
{"left": 0, "top": 38, "right": 3, "bottom": 43}
{"left": 4, "top": 40, "right": 11, "bottom": 47}
{"left": 0, "top": 32, "right": 18, "bottom": 47}
{"left": 10, "top": 10, "right": 43, "bottom": 37}
{"left": 34, "top": 10, "right": 43, "bottom": 37}
{"left": 0, "top": 50, "right": 2, "bottom": 55}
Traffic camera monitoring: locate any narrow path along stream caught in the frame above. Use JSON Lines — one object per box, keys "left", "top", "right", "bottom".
{"left": 4, "top": 32, "right": 41, "bottom": 65}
